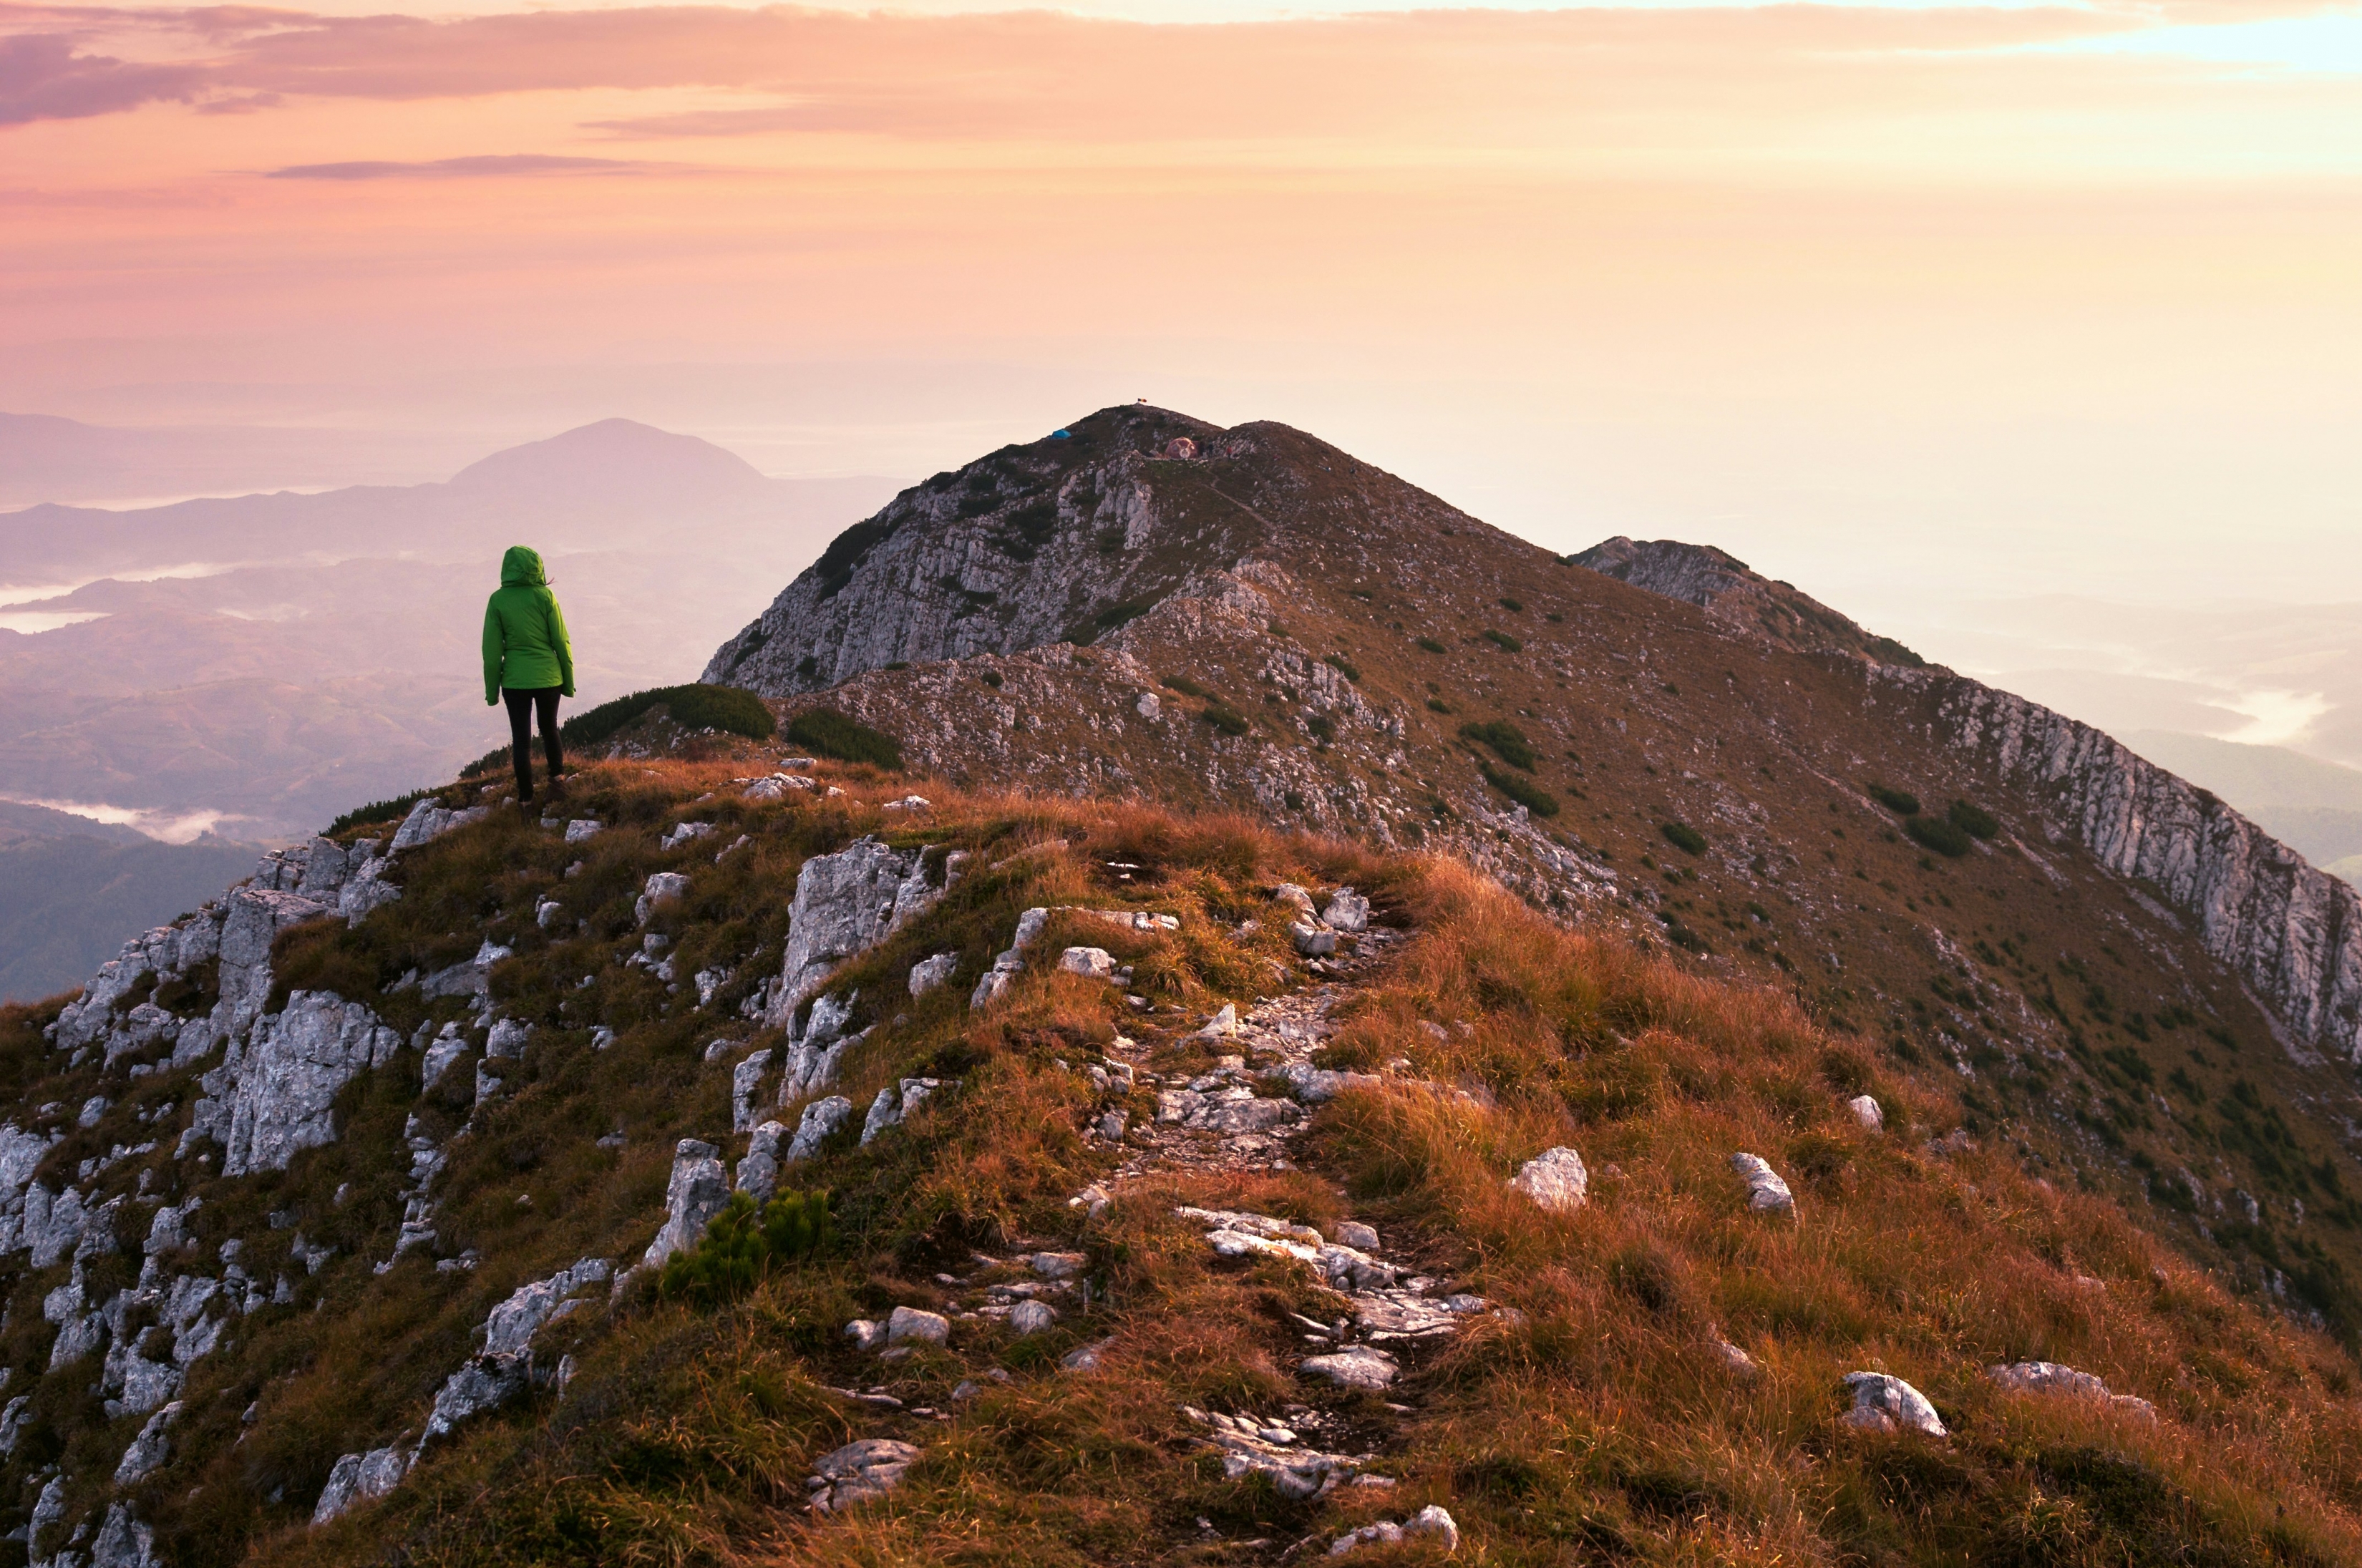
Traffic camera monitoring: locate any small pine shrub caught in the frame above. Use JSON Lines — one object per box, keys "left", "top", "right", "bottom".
{"left": 1905, "top": 814, "right": 1973, "bottom": 857}
{"left": 656, "top": 1189, "right": 832, "bottom": 1308}
{"left": 568, "top": 683, "right": 777, "bottom": 749}
{"left": 1867, "top": 783, "right": 1920, "bottom": 816}
{"left": 1427, "top": 697, "right": 1453, "bottom": 714}
{"left": 1498, "top": 597, "right": 1523, "bottom": 613}
{"left": 1162, "top": 674, "right": 1215, "bottom": 701}
{"left": 326, "top": 789, "right": 432, "bottom": 836}
{"left": 1459, "top": 720, "right": 1537, "bottom": 771}
{"left": 1480, "top": 762, "right": 1558, "bottom": 817}
{"left": 1325, "top": 653, "right": 1362, "bottom": 683}
{"left": 1306, "top": 714, "right": 1336, "bottom": 744}
{"left": 1661, "top": 822, "right": 1706, "bottom": 856}
{"left": 784, "top": 708, "right": 903, "bottom": 769}
{"left": 979, "top": 671, "right": 1004, "bottom": 688}
{"left": 1415, "top": 636, "right": 1447, "bottom": 655}
{"left": 1948, "top": 799, "right": 1999, "bottom": 839}
{"left": 1202, "top": 706, "right": 1251, "bottom": 737}
{"left": 1482, "top": 629, "right": 1522, "bottom": 653}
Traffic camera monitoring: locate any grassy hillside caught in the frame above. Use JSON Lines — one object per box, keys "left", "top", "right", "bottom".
{"left": 5, "top": 754, "right": 2358, "bottom": 1564}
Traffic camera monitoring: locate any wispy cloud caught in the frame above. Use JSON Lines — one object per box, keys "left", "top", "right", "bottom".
{"left": 263, "top": 152, "right": 665, "bottom": 179}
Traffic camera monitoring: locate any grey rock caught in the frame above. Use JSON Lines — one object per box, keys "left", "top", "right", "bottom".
{"left": 1155, "top": 1086, "right": 1299, "bottom": 1135}
{"left": 77, "top": 1095, "right": 109, "bottom": 1129}
{"left": 736, "top": 1121, "right": 785, "bottom": 1203}
{"left": 1058, "top": 946, "right": 1117, "bottom": 980}
{"left": 1061, "top": 1338, "right": 1112, "bottom": 1371}
{"left": 1009, "top": 1300, "right": 1056, "bottom": 1336}
{"left": 635, "top": 871, "right": 689, "bottom": 926}
{"left": 1273, "top": 1061, "right": 1379, "bottom": 1104}
{"left": 640, "top": 1139, "right": 729, "bottom": 1268}
{"left": 1840, "top": 1371, "right": 1945, "bottom": 1436}
{"left": 1334, "top": 1221, "right": 1379, "bottom": 1251}
{"left": 483, "top": 1257, "right": 610, "bottom": 1355}
{"left": 1987, "top": 1360, "right": 2156, "bottom": 1418}
{"left": 1731, "top": 1152, "right": 1795, "bottom": 1217}
{"left": 420, "top": 1025, "right": 470, "bottom": 1091}
{"left": 658, "top": 821, "right": 714, "bottom": 852}
{"left": 90, "top": 1504, "right": 157, "bottom": 1568}
{"left": 886, "top": 1305, "right": 949, "bottom": 1345}
{"left": 1511, "top": 1146, "right": 1589, "bottom": 1213}
{"left": 114, "top": 1401, "right": 180, "bottom": 1484}
{"left": 908, "top": 953, "right": 958, "bottom": 997}
{"left": 844, "top": 1318, "right": 887, "bottom": 1351}
{"left": 1848, "top": 1094, "right": 1883, "bottom": 1131}
{"left": 741, "top": 774, "right": 812, "bottom": 802}
{"left": 484, "top": 1018, "right": 531, "bottom": 1060}
{"left": 1301, "top": 1344, "right": 1398, "bottom": 1390}
{"left": 423, "top": 1352, "right": 530, "bottom": 1443}
{"left": 784, "top": 1096, "right": 853, "bottom": 1162}
{"left": 1330, "top": 1505, "right": 1457, "bottom": 1557}
{"left": 563, "top": 818, "right": 603, "bottom": 843}
{"left": 971, "top": 907, "right": 1051, "bottom": 1008}
{"left": 807, "top": 1437, "right": 921, "bottom": 1511}
{"left": 215, "top": 887, "right": 331, "bottom": 1035}
{"left": 223, "top": 992, "right": 402, "bottom": 1177}
{"left": 1031, "top": 1251, "right": 1087, "bottom": 1277}
{"left": 731, "top": 1048, "right": 774, "bottom": 1132}
{"left": 0, "top": 1393, "right": 30, "bottom": 1454}
{"left": 389, "top": 797, "right": 488, "bottom": 852}
{"left": 1320, "top": 889, "right": 1370, "bottom": 932}
{"left": 860, "top": 1078, "right": 949, "bottom": 1146}
{"left": 1195, "top": 1003, "right": 1239, "bottom": 1038}
{"left": 1290, "top": 922, "right": 1337, "bottom": 957}
{"left": 28, "top": 1474, "right": 65, "bottom": 1559}
{"left": 337, "top": 857, "right": 400, "bottom": 922}
{"left": 767, "top": 837, "right": 943, "bottom": 1025}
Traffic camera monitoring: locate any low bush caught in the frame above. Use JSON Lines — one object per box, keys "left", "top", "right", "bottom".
{"left": 1949, "top": 799, "right": 2001, "bottom": 839}
{"left": 1459, "top": 720, "right": 1537, "bottom": 771}
{"left": 1498, "top": 597, "right": 1523, "bottom": 613}
{"left": 1661, "top": 822, "right": 1706, "bottom": 855}
{"left": 1905, "top": 814, "right": 1973, "bottom": 857}
{"left": 1415, "top": 636, "right": 1448, "bottom": 655}
{"left": 1867, "top": 782, "right": 1921, "bottom": 816}
{"left": 784, "top": 708, "right": 903, "bottom": 769}
{"left": 570, "top": 683, "right": 777, "bottom": 749}
{"left": 656, "top": 1190, "right": 832, "bottom": 1308}
{"left": 1481, "top": 629, "right": 1522, "bottom": 653}
{"left": 1162, "top": 674, "right": 1215, "bottom": 701}
{"left": 1324, "top": 653, "right": 1363, "bottom": 683}
{"left": 1480, "top": 762, "right": 1558, "bottom": 817}
{"left": 1202, "top": 706, "right": 1252, "bottom": 737}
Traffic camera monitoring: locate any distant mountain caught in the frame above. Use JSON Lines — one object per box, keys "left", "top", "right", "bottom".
{"left": 0, "top": 411, "right": 469, "bottom": 511}
{"left": 0, "top": 831, "right": 259, "bottom": 1002}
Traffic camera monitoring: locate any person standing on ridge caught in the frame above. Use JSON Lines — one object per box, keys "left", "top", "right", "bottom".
{"left": 483, "top": 545, "right": 575, "bottom": 809}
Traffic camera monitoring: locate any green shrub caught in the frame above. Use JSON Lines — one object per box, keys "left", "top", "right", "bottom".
{"left": 1415, "top": 636, "right": 1447, "bottom": 655}
{"left": 1306, "top": 714, "right": 1336, "bottom": 744}
{"left": 1948, "top": 799, "right": 2000, "bottom": 839}
{"left": 1905, "top": 814, "right": 1973, "bottom": 857}
{"left": 1162, "top": 674, "right": 1215, "bottom": 701}
{"left": 1481, "top": 763, "right": 1558, "bottom": 817}
{"left": 1498, "top": 598, "right": 1523, "bottom": 613}
{"left": 1481, "top": 629, "right": 1522, "bottom": 653}
{"left": 1324, "top": 653, "right": 1362, "bottom": 683}
{"left": 979, "top": 671, "right": 1004, "bottom": 688}
{"left": 1202, "top": 706, "right": 1251, "bottom": 737}
{"left": 1661, "top": 822, "right": 1706, "bottom": 856}
{"left": 326, "top": 789, "right": 432, "bottom": 836}
{"left": 1427, "top": 698, "right": 1453, "bottom": 714}
{"left": 1865, "top": 635, "right": 1929, "bottom": 668}
{"left": 565, "top": 683, "right": 777, "bottom": 750}
{"left": 657, "top": 1190, "right": 832, "bottom": 1308}
{"left": 1867, "top": 783, "right": 1920, "bottom": 816}
{"left": 784, "top": 708, "right": 903, "bottom": 769}
{"left": 1459, "top": 720, "right": 1537, "bottom": 771}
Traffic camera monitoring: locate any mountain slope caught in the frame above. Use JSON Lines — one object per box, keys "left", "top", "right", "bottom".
{"left": 705, "top": 405, "right": 2362, "bottom": 1342}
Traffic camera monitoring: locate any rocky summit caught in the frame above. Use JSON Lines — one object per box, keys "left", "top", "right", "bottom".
{"left": 4, "top": 408, "right": 2362, "bottom": 1564}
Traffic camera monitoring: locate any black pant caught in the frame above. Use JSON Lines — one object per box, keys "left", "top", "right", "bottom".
{"left": 503, "top": 687, "right": 563, "bottom": 800}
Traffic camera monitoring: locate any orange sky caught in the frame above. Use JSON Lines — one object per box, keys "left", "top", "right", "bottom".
{"left": 4, "top": 1, "right": 2361, "bottom": 610}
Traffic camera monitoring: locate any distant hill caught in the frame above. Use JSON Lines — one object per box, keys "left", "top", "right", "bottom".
{"left": 0, "top": 411, "right": 467, "bottom": 510}
{"left": 0, "top": 831, "right": 258, "bottom": 1002}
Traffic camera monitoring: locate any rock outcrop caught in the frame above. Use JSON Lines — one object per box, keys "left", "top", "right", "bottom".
{"left": 205, "top": 992, "right": 403, "bottom": 1177}
{"left": 766, "top": 838, "right": 948, "bottom": 1026}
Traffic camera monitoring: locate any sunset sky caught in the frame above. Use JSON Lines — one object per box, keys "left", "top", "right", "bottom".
{"left": 5, "top": 0, "right": 2360, "bottom": 616}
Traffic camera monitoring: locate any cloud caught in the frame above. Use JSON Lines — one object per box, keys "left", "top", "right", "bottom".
{"left": 262, "top": 152, "right": 663, "bottom": 179}
{"left": 0, "top": 31, "right": 203, "bottom": 122}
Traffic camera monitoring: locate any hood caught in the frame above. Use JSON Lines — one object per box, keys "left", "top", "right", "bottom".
{"left": 500, "top": 545, "right": 548, "bottom": 587}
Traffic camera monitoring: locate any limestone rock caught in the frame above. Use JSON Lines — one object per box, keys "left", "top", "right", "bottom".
{"left": 1848, "top": 1094, "right": 1883, "bottom": 1131}
{"left": 971, "top": 907, "right": 1051, "bottom": 1008}
{"left": 1840, "top": 1371, "right": 1945, "bottom": 1436}
{"left": 1156, "top": 1086, "right": 1300, "bottom": 1135}
{"left": 0, "top": 1394, "right": 27, "bottom": 1455}
{"left": 636, "top": 871, "right": 689, "bottom": 925}
{"left": 1335, "top": 1221, "right": 1379, "bottom": 1250}
{"left": 1058, "top": 946, "right": 1117, "bottom": 980}
{"left": 1009, "top": 1300, "right": 1056, "bottom": 1336}
{"left": 311, "top": 1442, "right": 413, "bottom": 1525}
{"left": 886, "top": 1305, "right": 949, "bottom": 1345}
{"left": 112, "top": 1406, "right": 180, "bottom": 1486}
{"left": 482, "top": 1257, "right": 611, "bottom": 1355}
{"left": 1987, "top": 1360, "right": 2156, "bottom": 1418}
{"left": 784, "top": 1095, "right": 854, "bottom": 1162}
{"left": 1291, "top": 922, "right": 1338, "bottom": 957}
{"left": 91, "top": 1503, "right": 158, "bottom": 1568}
{"left": 659, "top": 821, "right": 715, "bottom": 851}
{"left": 1730, "top": 1153, "right": 1795, "bottom": 1217}
{"left": 641, "top": 1139, "right": 729, "bottom": 1268}
{"left": 1273, "top": 1060, "right": 1379, "bottom": 1104}
{"left": 215, "top": 887, "right": 331, "bottom": 1035}
{"left": 1510, "top": 1146, "right": 1589, "bottom": 1212}
{"left": 1321, "top": 888, "right": 1370, "bottom": 932}
{"left": 420, "top": 1025, "right": 470, "bottom": 1091}
{"left": 736, "top": 1121, "right": 785, "bottom": 1203}
{"left": 742, "top": 774, "right": 813, "bottom": 802}
{"left": 1301, "top": 1343, "right": 1399, "bottom": 1390}
{"left": 484, "top": 1018, "right": 531, "bottom": 1060}
{"left": 1196, "top": 1003, "right": 1239, "bottom": 1038}
{"left": 424, "top": 1351, "right": 530, "bottom": 1443}
{"left": 809, "top": 1437, "right": 921, "bottom": 1511}
{"left": 563, "top": 818, "right": 604, "bottom": 842}
{"left": 221, "top": 992, "right": 403, "bottom": 1177}
{"left": 767, "top": 837, "right": 944, "bottom": 1025}
{"left": 731, "top": 1048, "right": 774, "bottom": 1131}
{"left": 908, "top": 952, "right": 958, "bottom": 997}
{"left": 389, "top": 797, "right": 488, "bottom": 852}
{"left": 1331, "top": 1505, "right": 1457, "bottom": 1557}
{"left": 860, "top": 1078, "right": 949, "bottom": 1146}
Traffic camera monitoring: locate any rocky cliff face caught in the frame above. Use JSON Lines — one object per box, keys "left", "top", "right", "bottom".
{"left": 1572, "top": 535, "right": 1930, "bottom": 666}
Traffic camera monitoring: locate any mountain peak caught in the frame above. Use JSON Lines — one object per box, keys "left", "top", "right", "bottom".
{"left": 447, "top": 417, "right": 770, "bottom": 505}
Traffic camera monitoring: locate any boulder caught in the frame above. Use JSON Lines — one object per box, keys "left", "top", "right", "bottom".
{"left": 767, "top": 837, "right": 943, "bottom": 1026}
{"left": 1839, "top": 1371, "right": 1945, "bottom": 1436}
{"left": 420, "top": 1026, "right": 470, "bottom": 1091}
{"left": 1291, "top": 922, "right": 1338, "bottom": 957}
{"left": 1059, "top": 946, "right": 1118, "bottom": 980}
{"left": 220, "top": 992, "right": 403, "bottom": 1177}
{"left": 908, "top": 953, "right": 958, "bottom": 997}
{"left": 563, "top": 818, "right": 604, "bottom": 842}
{"left": 91, "top": 1503, "right": 158, "bottom": 1568}
{"left": 1273, "top": 884, "right": 1318, "bottom": 920}
{"left": 784, "top": 1096, "right": 854, "bottom": 1162}
{"left": 1730, "top": 1153, "right": 1796, "bottom": 1217}
{"left": 844, "top": 1318, "right": 886, "bottom": 1351}
{"left": 1330, "top": 1505, "right": 1457, "bottom": 1557}
{"left": 389, "top": 797, "right": 488, "bottom": 852}
{"left": 736, "top": 1121, "right": 785, "bottom": 1203}
{"left": 215, "top": 887, "right": 332, "bottom": 1033}
{"left": 970, "top": 907, "right": 1051, "bottom": 1008}
{"left": 886, "top": 1305, "right": 949, "bottom": 1345}
{"left": 742, "top": 774, "right": 813, "bottom": 802}
{"left": 640, "top": 1140, "right": 729, "bottom": 1268}
{"left": 1510, "top": 1146, "right": 1590, "bottom": 1212}
{"left": 1009, "top": 1300, "right": 1056, "bottom": 1336}
{"left": 1321, "top": 889, "right": 1371, "bottom": 932}
{"left": 636, "top": 871, "right": 690, "bottom": 925}
{"left": 1848, "top": 1094, "right": 1883, "bottom": 1131}
{"left": 1335, "top": 1221, "right": 1380, "bottom": 1251}
{"left": 482, "top": 1257, "right": 611, "bottom": 1355}
{"left": 731, "top": 1048, "right": 774, "bottom": 1132}
{"left": 860, "top": 1078, "right": 950, "bottom": 1146}
{"left": 659, "top": 821, "right": 715, "bottom": 851}
{"left": 1987, "top": 1360, "right": 2156, "bottom": 1418}
{"left": 808, "top": 1437, "right": 922, "bottom": 1511}
{"left": 484, "top": 1018, "right": 531, "bottom": 1059}
{"left": 1301, "top": 1344, "right": 1399, "bottom": 1390}
{"left": 423, "top": 1352, "right": 530, "bottom": 1443}
{"left": 311, "top": 1443, "right": 413, "bottom": 1525}
{"left": 114, "top": 1400, "right": 180, "bottom": 1484}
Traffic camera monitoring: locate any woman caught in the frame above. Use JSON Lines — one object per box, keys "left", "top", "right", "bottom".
{"left": 482, "top": 545, "right": 575, "bottom": 807}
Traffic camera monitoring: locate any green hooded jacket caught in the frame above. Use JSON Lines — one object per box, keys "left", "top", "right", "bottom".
{"left": 482, "top": 546, "right": 575, "bottom": 703}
